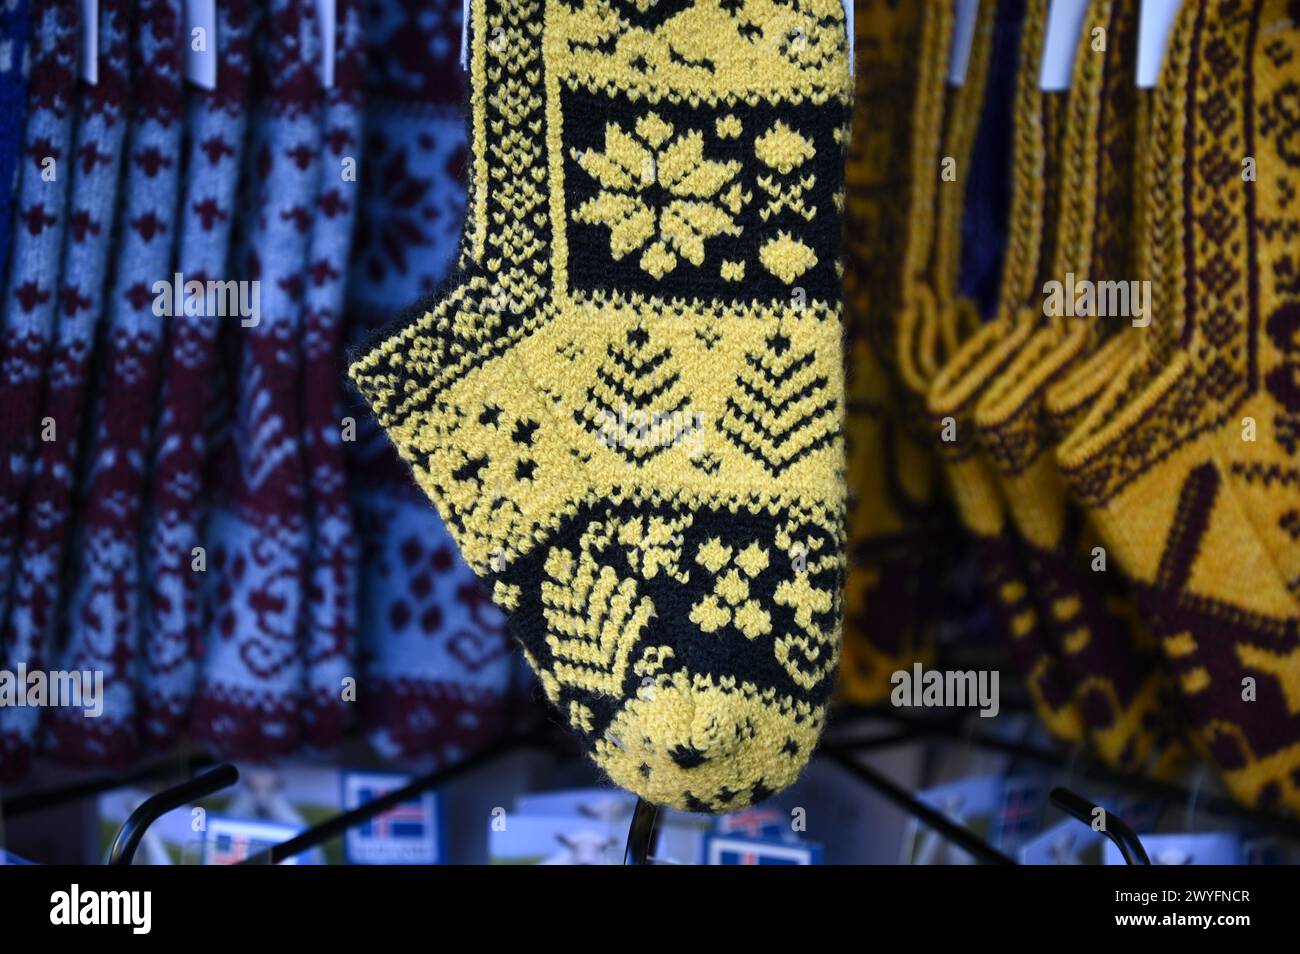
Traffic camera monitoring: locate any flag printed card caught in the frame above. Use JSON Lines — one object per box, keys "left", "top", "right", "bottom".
{"left": 342, "top": 771, "right": 442, "bottom": 865}
{"left": 1020, "top": 818, "right": 1104, "bottom": 865}
{"left": 715, "top": 805, "right": 793, "bottom": 841}
{"left": 704, "top": 835, "right": 821, "bottom": 865}
{"left": 490, "top": 814, "right": 623, "bottom": 865}
{"left": 97, "top": 764, "right": 339, "bottom": 864}
{"left": 207, "top": 762, "right": 335, "bottom": 865}
{"left": 994, "top": 776, "right": 1050, "bottom": 853}
{"left": 203, "top": 817, "right": 303, "bottom": 865}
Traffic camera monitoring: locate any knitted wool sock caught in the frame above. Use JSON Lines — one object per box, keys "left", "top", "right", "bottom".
{"left": 350, "top": 0, "right": 851, "bottom": 810}
{"left": 971, "top": 0, "right": 1184, "bottom": 773}
{"left": 299, "top": 0, "right": 362, "bottom": 749}
{"left": 344, "top": 0, "right": 514, "bottom": 762}
{"left": 0, "top": 0, "right": 75, "bottom": 780}
{"left": 0, "top": 0, "right": 32, "bottom": 283}
{"left": 50, "top": 0, "right": 184, "bottom": 767}
{"left": 924, "top": 0, "right": 1086, "bottom": 744}
{"left": 1, "top": 0, "right": 129, "bottom": 769}
{"left": 866, "top": 0, "right": 1078, "bottom": 738}
{"left": 193, "top": 0, "right": 319, "bottom": 759}
{"left": 1059, "top": 0, "right": 1300, "bottom": 810}
{"left": 958, "top": 0, "right": 1021, "bottom": 320}
{"left": 139, "top": 0, "right": 255, "bottom": 748}
{"left": 0, "top": 0, "right": 74, "bottom": 686}
{"left": 837, "top": 0, "right": 945, "bottom": 705}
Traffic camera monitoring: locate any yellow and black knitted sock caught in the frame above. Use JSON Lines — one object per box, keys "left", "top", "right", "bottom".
{"left": 971, "top": 0, "right": 1184, "bottom": 774}
{"left": 350, "top": 0, "right": 853, "bottom": 812}
{"left": 1059, "top": 0, "right": 1300, "bottom": 811}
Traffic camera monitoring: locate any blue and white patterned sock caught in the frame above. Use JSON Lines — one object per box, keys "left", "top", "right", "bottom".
{"left": 344, "top": 0, "right": 513, "bottom": 764}
{"left": 0, "top": 0, "right": 32, "bottom": 283}
{"left": 300, "top": 0, "right": 363, "bottom": 749}
{"left": 0, "top": 0, "right": 77, "bottom": 778}
{"left": 193, "top": 0, "right": 321, "bottom": 760}
{"left": 3, "top": 0, "right": 129, "bottom": 769}
{"left": 51, "top": 0, "right": 184, "bottom": 768}
{"left": 140, "top": 0, "right": 256, "bottom": 751}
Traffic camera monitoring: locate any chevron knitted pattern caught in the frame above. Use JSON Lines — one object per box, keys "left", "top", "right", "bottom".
{"left": 350, "top": 0, "right": 851, "bottom": 811}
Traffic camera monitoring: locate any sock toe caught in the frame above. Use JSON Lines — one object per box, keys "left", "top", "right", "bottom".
{"left": 501, "top": 495, "right": 843, "bottom": 811}
{"left": 594, "top": 671, "right": 825, "bottom": 811}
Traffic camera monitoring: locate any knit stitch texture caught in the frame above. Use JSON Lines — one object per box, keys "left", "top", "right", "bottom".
{"left": 350, "top": 0, "right": 852, "bottom": 810}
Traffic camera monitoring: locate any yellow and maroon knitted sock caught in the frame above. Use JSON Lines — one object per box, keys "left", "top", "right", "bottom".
{"left": 838, "top": 0, "right": 951, "bottom": 704}
{"left": 1059, "top": 0, "right": 1300, "bottom": 811}
{"left": 923, "top": 0, "right": 1086, "bottom": 743}
{"left": 971, "top": 0, "right": 1185, "bottom": 773}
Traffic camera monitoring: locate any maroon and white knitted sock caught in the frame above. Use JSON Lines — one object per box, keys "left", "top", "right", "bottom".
{"left": 192, "top": 0, "right": 321, "bottom": 760}
{"left": 0, "top": 0, "right": 78, "bottom": 780}
{"left": 50, "top": 0, "right": 184, "bottom": 767}
{"left": 299, "top": 0, "right": 363, "bottom": 750}
{"left": 139, "top": 0, "right": 256, "bottom": 749}
{"left": 343, "top": 0, "right": 514, "bottom": 762}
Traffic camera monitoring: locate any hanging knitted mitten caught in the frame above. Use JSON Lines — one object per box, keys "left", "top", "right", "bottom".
{"left": 350, "top": 0, "right": 851, "bottom": 811}
{"left": 344, "top": 0, "right": 514, "bottom": 763}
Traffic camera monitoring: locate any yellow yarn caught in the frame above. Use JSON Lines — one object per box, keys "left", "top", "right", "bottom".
{"left": 351, "top": 0, "right": 852, "bottom": 811}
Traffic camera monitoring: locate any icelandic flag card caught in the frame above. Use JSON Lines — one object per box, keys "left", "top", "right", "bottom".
{"left": 342, "top": 771, "right": 442, "bottom": 865}
{"left": 714, "top": 805, "right": 793, "bottom": 841}
{"left": 203, "top": 817, "right": 303, "bottom": 865}
{"left": 704, "top": 835, "right": 820, "bottom": 865}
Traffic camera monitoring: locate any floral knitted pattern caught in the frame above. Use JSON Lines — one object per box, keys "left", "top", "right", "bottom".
{"left": 350, "top": 0, "right": 852, "bottom": 811}
{"left": 343, "top": 0, "right": 514, "bottom": 764}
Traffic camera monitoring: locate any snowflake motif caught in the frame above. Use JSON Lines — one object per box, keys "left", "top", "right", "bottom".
{"left": 571, "top": 112, "right": 745, "bottom": 279}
